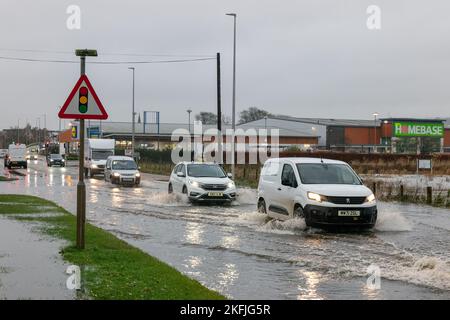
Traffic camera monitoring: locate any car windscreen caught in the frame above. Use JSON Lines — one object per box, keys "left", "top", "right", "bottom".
{"left": 50, "top": 154, "right": 62, "bottom": 159}
{"left": 187, "top": 164, "right": 226, "bottom": 178}
{"left": 296, "top": 163, "right": 362, "bottom": 185}
{"left": 92, "top": 150, "right": 114, "bottom": 160}
{"left": 112, "top": 160, "right": 137, "bottom": 170}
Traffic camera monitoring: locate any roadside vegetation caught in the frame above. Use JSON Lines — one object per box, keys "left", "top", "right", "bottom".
{"left": 0, "top": 194, "right": 225, "bottom": 300}
{"left": 0, "top": 176, "right": 17, "bottom": 181}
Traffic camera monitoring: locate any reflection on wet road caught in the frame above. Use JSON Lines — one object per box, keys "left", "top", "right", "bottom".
{"left": 1, "top": 159, "right": 449, "bottom": 299}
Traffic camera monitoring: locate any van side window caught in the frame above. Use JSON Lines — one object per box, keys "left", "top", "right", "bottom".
{"left": 262, "top": 161, "right": 280, "bottom": 176}
{"left": 281, "top": 164, "right": 298, "bottom": 188}
{"left": 173, "top": 164, "right": 180, "bottom": 173}
{"left": 178, "top": 164, "right": 186, "bottom": 175}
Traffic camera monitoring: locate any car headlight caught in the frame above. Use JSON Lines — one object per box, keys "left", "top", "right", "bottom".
{"left": 50, "top": 159, "right": 54, "bottom": 162}
{"left": 113, "top": 172, "right": 120, "bottom": 177}
{"left": 92, "top": 164, "right": 98, "bottom": 168}
{"left": 365, "top": 193, "right": 376, "bottom": 203}
{"left": 227, "top": 181, "right": 235, "bottom": 188}
{"left": 188, "top": 179, "right": 199, "bottom": 188}
{"left": 307, "top": 192, "right": 322, "bottom": 202}
{"left": 135, "top": 172, "right": 140, "bottom": 177}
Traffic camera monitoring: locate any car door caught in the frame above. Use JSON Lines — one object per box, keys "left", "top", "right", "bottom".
{"left": 177, "top": 164, "right": 187, "bottom": 192}
{"left": 268, "top": 163, "right": 297, "bottom": 219}
{"left": 277, "top": 163, "right": 299, "bottom": 217}
{"left": 105, "top": 159, "right": 111, "bottom": 181}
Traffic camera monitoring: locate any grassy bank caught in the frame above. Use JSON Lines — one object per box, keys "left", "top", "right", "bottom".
{"left": 0, "top": 194, "right": 224, "bottom": 300}
{"left": 0, "top": 176, "right": 17, "bottom": 182}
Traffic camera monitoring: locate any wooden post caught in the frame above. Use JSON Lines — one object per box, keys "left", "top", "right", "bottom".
{"left": 427, "top": 186, "right": 432, "bottom": 204}
{"left": 400, "top": 185, "right": 404, "bottom": 201}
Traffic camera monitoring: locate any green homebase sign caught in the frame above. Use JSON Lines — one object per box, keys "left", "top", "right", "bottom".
{"left": 393, "top": 122, "right": 444, "bottom": 137}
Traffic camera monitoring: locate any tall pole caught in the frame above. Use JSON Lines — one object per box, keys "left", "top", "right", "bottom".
{"left": 226, "top": 13, "right": 237, "bottom": 177}
{"left": 77, "top": 55, "right": 87, "bottom": 249}
{"left": 17, "top": 119, "right": 20, "bottom": 143}
{"left": 187, "top": 109, "right": 192, "bottom": 133}
{"left": 373, "top": 112, "right": 378, "bottom": 153}
{"left": 216, "top": 52, "right": 222, "bottom": 164}
{"left": 129, "top": 67, "right": 135, "bottom": 157}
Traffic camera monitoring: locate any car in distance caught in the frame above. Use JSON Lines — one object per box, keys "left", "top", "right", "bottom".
{"left": 0, "top": 149, "right": 7, "bottom": 159}
{"left": 47, "top": 154, "right": 65, "bottom": 167}
{"left": 168, "top": 162, "right": 236, "bottom": 203}
{"left": 104, "top": 156, "right": 140, "bottom": 186}
{"left": 257, "top": 158, "right": 377, "bottom": 229}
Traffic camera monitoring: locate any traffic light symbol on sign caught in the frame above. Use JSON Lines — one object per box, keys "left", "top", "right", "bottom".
{"left": 78, "top": 86, "right": 88, "bottom": 113}
{"left": 71, "top": 126, "right": 77, "bottom": 139}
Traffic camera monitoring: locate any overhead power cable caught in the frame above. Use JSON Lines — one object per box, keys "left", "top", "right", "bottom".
{"left": 0, "top": 56, "right": 216, "bottom": 64}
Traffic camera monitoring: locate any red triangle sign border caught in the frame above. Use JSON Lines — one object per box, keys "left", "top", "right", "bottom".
{"left": 58, "top": 74, "right": 109, "bottom": 120}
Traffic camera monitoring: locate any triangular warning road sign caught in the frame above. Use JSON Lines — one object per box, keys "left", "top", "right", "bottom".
{"left": 58, "top": 75, "right": 108, "bottom": 120}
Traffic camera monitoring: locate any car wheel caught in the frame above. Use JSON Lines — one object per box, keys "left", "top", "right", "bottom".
{"left": 89, "top": 169, "right": 94, "bottom": 178}
{"left": 257, "top": 198, "right": 267, "bottom": 214}
{"left": 168, "top": 183, "right": 173, "bottom": 194}
{"left": 293, "top": 204, "right": 305, "bottom": 218}
{"left": 182, "top": 185, "right": 187, "bottom": 194}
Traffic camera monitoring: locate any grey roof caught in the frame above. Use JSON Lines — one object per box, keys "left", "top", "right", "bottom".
{"left": 268, "top": 115, "right": 381, "bottom": 127}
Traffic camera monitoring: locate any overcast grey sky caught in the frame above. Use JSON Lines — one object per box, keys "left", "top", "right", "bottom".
{"left": 0, "top": 0, "right": 449, "bottom": 130}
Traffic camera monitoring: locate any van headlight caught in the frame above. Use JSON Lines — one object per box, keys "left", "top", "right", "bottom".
{"left": 92, "top": 164, "right": 98, "bottom": 169}
{"left": 227, "top": 181, "right": 235, "bottom": 189}
{"left": 135, "top": 172, "right": 140, "bottom": 178}
{"left": 365, "top": 193, "right": 376, "bottom": 203}
{"left": 307, "top": 192, "right": 323, "bottom": 202}
{"left": 113, "top": 172, "right": 120, "bottom": 177}
{"left": 188, "top": 179, "right": 199, "bottom": 188}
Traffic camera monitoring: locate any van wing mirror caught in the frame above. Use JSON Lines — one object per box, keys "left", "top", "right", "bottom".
{"left": 227, "top": 173, "right": 233, "bottom": 179}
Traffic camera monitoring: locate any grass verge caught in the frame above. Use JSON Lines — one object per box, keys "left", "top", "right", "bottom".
{"left": 0, "top": 176, "right": 17, "bottom": 182}
{"left": 0, "top": 194, "right": 224, "bottom": 300}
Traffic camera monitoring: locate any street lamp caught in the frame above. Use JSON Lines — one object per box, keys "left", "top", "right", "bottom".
{"left": 373, "top": 112, "right": 379, "bottom": 152}
{"left": 187, "top": 109, "right": 192, "bottom": 133}
{"left": 226, "top": 12, "right": 237, "bottom": 178}
{"left": 128, "top": 67, "right": 136, "bottom": 157}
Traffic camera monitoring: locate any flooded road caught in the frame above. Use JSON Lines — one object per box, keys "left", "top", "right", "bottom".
{"left": 1, "top": 159, "right": 449, "bottom": 299}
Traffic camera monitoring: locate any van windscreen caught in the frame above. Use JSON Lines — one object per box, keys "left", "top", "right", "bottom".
{"left": 296, "top": 163, "right": 362, "bottom": 185}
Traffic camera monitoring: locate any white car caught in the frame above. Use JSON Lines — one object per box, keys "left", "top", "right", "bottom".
{"left": 104, "top": 156, "right": 140, "bottom": 186}
{"left": 257, "top": 157, "right": 377, "bottom": 229}
{"left": 168, "top": 162, "right": 236, "bottom": 203}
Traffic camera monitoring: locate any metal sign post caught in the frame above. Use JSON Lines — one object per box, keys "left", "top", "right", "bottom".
{"left": 58, "top": 49, "right": 108, "bottom": 249}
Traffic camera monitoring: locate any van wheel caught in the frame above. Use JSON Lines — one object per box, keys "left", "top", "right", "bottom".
{"left": 84, "top": 168, "right": 89, "bottom": 178}
{"left": 293, "top": 204, "right": 305, "bottom": 218}
{"left": 89, "top": 169, "right": 94, "bottom": 178}
{"left": 182, "top": 186, "right": 187, "bottom": 194}
{"left": 257, "top": 199, "right": 267, "bottom": 214}
{"left": 168, "top": 183, "right": 173, "bottom": 194}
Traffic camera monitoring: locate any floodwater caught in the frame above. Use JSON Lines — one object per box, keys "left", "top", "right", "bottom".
{"left": 1, "top": 159, "right": 449, "bottom": 299}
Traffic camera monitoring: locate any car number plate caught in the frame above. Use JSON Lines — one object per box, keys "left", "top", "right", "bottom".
{"left": 122, "top": 178, "right": 134, "bottom": 182}
{"left": 338, "top": 210, "right": 360, "bottom": 217}
{"left": 208, "top": 192, "right": 223, "bottom": 197}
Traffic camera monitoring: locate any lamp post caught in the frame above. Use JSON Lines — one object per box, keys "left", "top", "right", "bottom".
{"left": 226, "top": 12, "right": 237, "bottom": 178}
{"left": 187, "top": 109, "right": 192, "bottom": 133}
{"left": 373, "top": 112, "right": 379, "bottom": 153}
{"left": 128, "top": 67, "right": 136, "bottom": 157}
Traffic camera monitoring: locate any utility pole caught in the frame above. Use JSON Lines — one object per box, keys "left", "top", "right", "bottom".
{"left": 75, "top": 49, "right": 97, "bottom": 249}
{"left": 128, "top": 67, "right": 136, "bottom": 158}
{"left": 187, "top": 109, "right": 192, "bottom": 133}
{"left": 216, "top": 52, "right": 222, "bottom": 164}
{"left": 226, "top": 13, "right": 237, "bottom": 177}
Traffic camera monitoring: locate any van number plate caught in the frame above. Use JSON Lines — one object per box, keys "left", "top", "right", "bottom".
{"left": 208, "top": 192, "right": 223, "bottom": 197}
{"left": 338, "top": 210, "right": 360, "bottom": 217}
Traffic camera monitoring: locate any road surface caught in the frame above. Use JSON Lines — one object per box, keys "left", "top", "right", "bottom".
{"left": 1, "top": 158, "right": 449, "bottom": 299}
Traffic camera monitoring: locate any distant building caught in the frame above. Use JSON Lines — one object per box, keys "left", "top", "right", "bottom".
{"left": 60, "top": 116, "right": 450, "bottom": 154}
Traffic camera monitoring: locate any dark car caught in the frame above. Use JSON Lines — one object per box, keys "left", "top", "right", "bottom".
{"left": 47, "top": 154, "right": 65, "bottom": 167}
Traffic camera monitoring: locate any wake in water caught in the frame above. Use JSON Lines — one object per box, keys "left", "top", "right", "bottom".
{"left": 375, "top": 210, "right": 412, "bottom": 232}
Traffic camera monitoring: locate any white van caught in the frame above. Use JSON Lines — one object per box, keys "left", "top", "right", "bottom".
{"left": 84, "top": 139, "right": 115, "bottom": 177}
{"left": 104, "top": 156, "right": 141, "bottom": 186}
{"left": 5, "top": 144, "right": 27, "bottom": 169}
{"left": 257, "top": 158, "right": 377, "bottom": 229}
